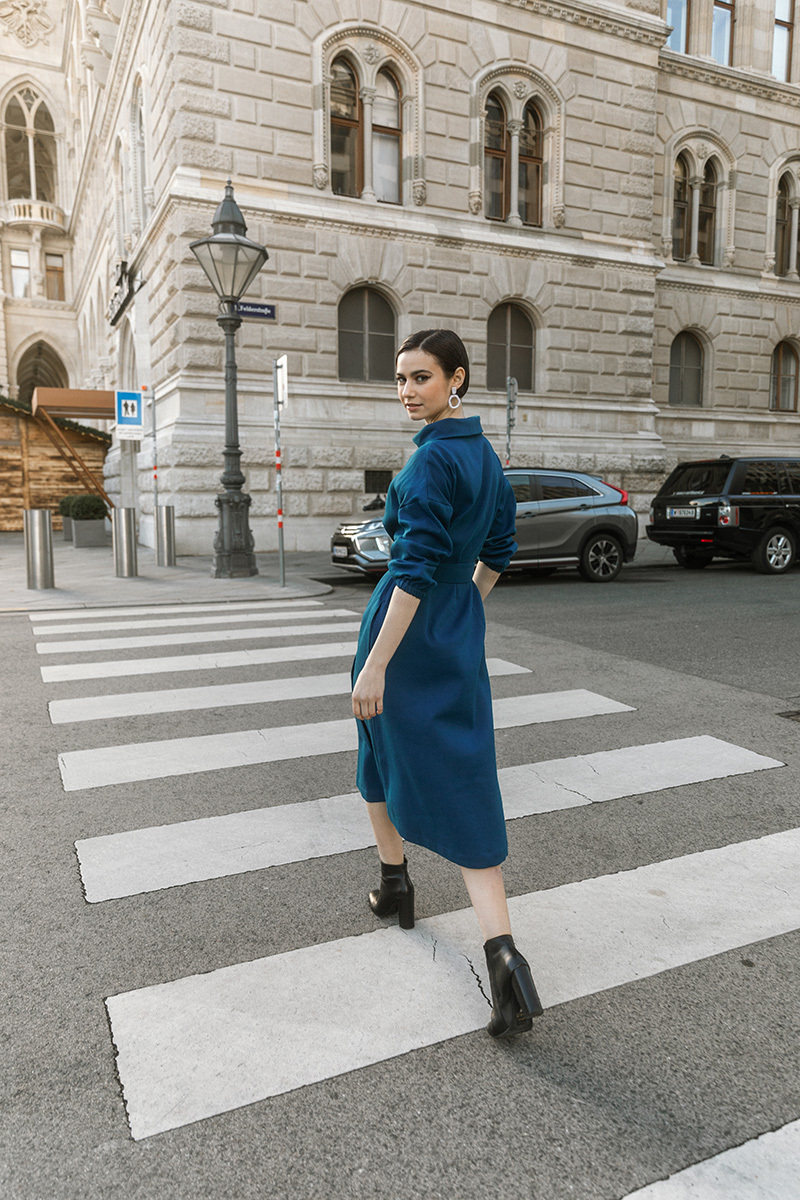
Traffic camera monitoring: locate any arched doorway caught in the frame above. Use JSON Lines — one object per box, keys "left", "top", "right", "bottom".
{"left": 16, "top": 341, "right": 68, "bottom": 408}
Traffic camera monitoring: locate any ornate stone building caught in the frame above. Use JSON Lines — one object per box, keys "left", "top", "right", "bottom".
{"left": 1, "top": 0, "right": 799, "bottom": 551}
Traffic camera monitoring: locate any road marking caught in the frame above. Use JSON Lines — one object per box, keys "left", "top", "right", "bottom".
{"left": 40, "top": 641, "right": 361, "bottom": 684}
{"left": 49, "top": 659, "right": 530, "bottom": 723}
{"left": 28, "top": 600, "right": 326, "bottom": 621}
{"left": 76, "top": 737, "right": 782, "bottom": 902}
{"left": 620, "top": 1119, "right": 800, "bottom": 1198}
{"left": 35, "top": 613, "right": 359, "bottom": 654}
{"left": 32, "top": 604, "right": 327, "bottom": 635}
{"left": 58, "top": 690, "right": 633, "bottom": 791}
{"left": 107, "top": 826, "right": 800, "bottom": 1139}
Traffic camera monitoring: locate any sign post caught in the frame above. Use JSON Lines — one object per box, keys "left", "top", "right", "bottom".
{"left": 115, "top": 390, "right": 145, "bottom": 440}
{"left": 505, "top": 376, "right": 518, "bottom": 467}
{"left": 272, "top": 355, "right": 288, "bottom": 588}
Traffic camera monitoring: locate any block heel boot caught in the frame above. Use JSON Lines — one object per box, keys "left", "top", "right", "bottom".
{"left": 484, "top": 934, "right": 544, "bottom": 1038}
{"left": 368, "top": 857, "right": 415, "bottom": 930}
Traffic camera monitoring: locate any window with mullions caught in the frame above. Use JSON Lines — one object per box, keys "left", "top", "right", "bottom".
{"left": 770, "top": 342, "right": 799, "bottom": 412}
{"left": 373, "top": 69, "right": 402, "bottom": 204}
{"left": 668, "top": 331, "right": 704, "bottom": 407}
{"left": 330, "top": 58, "right": 360, "bottom": 197}
{"left": 774, "top": 0, "right": 794, "bottom": 81}
{"left": 337, "top": 288, "right": 395, "bottom": 382}
{"left": 45, "top": 253, "right": 64, "bottom": 301}
{"left": 519, "top": 102, "right": 543, "bottom": 228}
{"left": 774, "top": 175, "right": 800, "bottom": 276}
{"left": 672, "top": 154, "right": 690, "bottom": 261}
{"left": 484, "top": 92, "right": 508, "bottom": 221}
{"left": 666, "top": 0, "right": 690, "bottom": 53}
{"left": 697, "top": 160, "right": 717, "bottom": 265}
{"left": 711, "top": 0, "right": 734, "bottom": 66}
{"left": 487, "top": 303, "right": 534, "bottom": 392}
{"left": 10, "top": 249, "right": 30, "bottom": 298}
{"left": 4, "top": 88, "right": 57, "bottom": 204}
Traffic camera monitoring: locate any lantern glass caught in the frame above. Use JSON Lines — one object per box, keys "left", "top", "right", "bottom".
{"left": 191, "top": 234, "right": 268, "bottom": 302}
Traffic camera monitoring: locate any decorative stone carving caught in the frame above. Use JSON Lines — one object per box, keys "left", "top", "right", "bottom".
{"left": 553, "top": 204, "right": 566, "bottom": 228}
{"left": 469, "top": 190, "right": 482, "bottom": 215}
{"left": 0, "top": 0, "right": 53, "bottom": 47}
{"left": 661, "top": 235, "right": 673, "bottom": 259}
{"left": 513, "top": 80, "right": 528, "bottom": 99}
{"left": 723, "top": 245, "right": 735, "bottom": 268}
{"left": 313, "top": 164, "right": 329, "bottom": 190}
{"left": 765, "top": 252, "right": 777, "bottom": 274}
{"left": 362, "top": 44, "right": 381, "bottom": 64}
{"left": 412, "top": 179, "right": 427, "bottom": 206}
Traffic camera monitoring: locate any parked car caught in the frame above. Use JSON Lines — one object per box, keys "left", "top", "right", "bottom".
{"left": 646, "top": 455, "right": 800, "bottom": 574}
{"left": 331, "top": 469, "right": 638, "bottom": 582}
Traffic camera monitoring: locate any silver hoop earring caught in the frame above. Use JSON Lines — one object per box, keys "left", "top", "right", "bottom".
{"left": 448, "top": 389, "right": 461, "bottom": 409}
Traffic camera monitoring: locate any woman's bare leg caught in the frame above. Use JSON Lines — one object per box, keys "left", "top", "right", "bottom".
{"left": 366, "top": 802, "right": 405, "bottom": 865}
{"left": 460, "top": 865, "right": 512, "bottom": 941}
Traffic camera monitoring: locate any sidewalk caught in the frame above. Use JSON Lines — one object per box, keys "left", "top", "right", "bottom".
{"left": 0, "top": 532, "right": 332, "bottom": 613}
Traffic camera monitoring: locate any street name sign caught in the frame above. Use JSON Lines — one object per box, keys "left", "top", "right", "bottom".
{"left": 235, "top": 302, "right": 276, "bottom": 320}
{"left": 116, "top": 390, "right": 145, "bottom": 440}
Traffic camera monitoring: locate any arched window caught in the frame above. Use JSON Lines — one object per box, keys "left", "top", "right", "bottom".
{"left": 774, "top": 173, "right": 799, "bottom": 277}
{"left": 672, "top": 154, "right": 690, "bottom": 261}
{"left": 330, "top": 58, "right": 360, "bottom": 197}
{"left": 16, "top": 340, "right": 68, "bottom": 408}
{"left": 519, "top": 102, "right": 543, "bottom": 228}
{"left": 484, "top": 92, "right": 508, "bottom": 222}
{"left": 669, "top": 332, "right": 704, "bottom": 407}
{"left": 338, "top": 287, "right": 395, "bottom": 382}
{"left": 487, "top": 303, "right": 534, "bottom": 391}
{"left": 697, "top": 160, "right": 717, "bottom": 265}
{"left": 4, "top": 88, "right": 57, "bottom": 203}
{"left": 373, "top": 69, "right": 401, "bottom": 204}
{"left": 770, "top": 342, "right": 799, "bottom": 411}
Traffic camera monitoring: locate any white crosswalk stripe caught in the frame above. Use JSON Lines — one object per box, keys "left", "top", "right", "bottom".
{"left": 28, "top": 599, "right": 326, "bottom": 621}
{"left": 32, "top": 593, "right": 799, "bottom": 1177}
{"left": 57, "top": 690, "right": 634, "bottom": 791}
{"left": 107, "top": 827, "right": 800, "bottom": 1139}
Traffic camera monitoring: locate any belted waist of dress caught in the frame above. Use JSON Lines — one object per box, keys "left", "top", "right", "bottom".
{"left": 433, "top": 563, "right": 475, "bottom": 584}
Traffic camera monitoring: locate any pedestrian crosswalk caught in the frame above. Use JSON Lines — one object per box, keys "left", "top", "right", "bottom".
{"left": 29, "top": 592, "right": 799, "bottom": 1187}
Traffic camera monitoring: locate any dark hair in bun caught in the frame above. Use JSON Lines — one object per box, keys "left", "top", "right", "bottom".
{"left": 396, "top": 329, "right": 470, "bottom": 398}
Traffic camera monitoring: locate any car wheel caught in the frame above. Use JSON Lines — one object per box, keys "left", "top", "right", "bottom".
{"left": 673, "top": 546, "right": 713, "bottom": 569}
{"left": 578, "top": 533, "right": 623, "bottom": 582}
{"left": 751, "top": 526, "right": 796, "bottom": 575}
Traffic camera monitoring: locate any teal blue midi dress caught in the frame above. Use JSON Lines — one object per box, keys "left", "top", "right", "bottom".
{"left": 353, "top": 415, "right": 517, "bottom": 869}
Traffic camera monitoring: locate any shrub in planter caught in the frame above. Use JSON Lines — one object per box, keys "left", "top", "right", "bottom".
{"left": 71, "top": 494, "right": 109, "bottom": 547}
{"left": 58, "top": 495, "right": 82, "bottom": 540}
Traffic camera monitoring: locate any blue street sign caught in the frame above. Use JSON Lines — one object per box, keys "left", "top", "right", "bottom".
{"left": 116, "top": 390, "right": 143, "bottom": 425}
{"left": 235, "top": 302, "right": 276, "bottom": 320}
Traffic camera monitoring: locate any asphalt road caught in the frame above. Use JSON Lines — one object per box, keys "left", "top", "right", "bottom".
{"left": 3, "top": 556, "right": 800, "bottom": 1199}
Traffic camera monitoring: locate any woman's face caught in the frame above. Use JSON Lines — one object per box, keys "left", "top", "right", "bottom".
{"left": 395, "top": 349, "right": 466, "bottom": 424}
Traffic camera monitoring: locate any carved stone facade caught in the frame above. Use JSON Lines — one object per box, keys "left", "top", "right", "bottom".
{"left": 1, "top": 0, "right": 799, "bottom": 553}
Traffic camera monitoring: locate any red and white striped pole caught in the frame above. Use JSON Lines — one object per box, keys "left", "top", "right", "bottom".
{"left": 272, "top": 356, "right": 287, "bottom": 587}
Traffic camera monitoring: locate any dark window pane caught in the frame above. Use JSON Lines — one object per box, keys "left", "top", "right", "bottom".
{"left": 6, "top": 96, "right": 25, "bottom": 126}
{"left": 505, "top": 473, "right": 532, "bottom": 503}
{"left": 33, "top": 132, "right": 56, "bottom": 202}
{"left": 663, "top": 463, "right": 731, "bottom": 495}
{"left": 519, "top": 161, "right": 541, "bottom": 227}
{"left": 485, "top": 94, "right": 506, "bottom": 151}
{"left": 365, "top": 469, "right": 392, "bottom": 493}
{"left": 368, "top": 290, "right": 394, "bottom": 335}
{"left": 776, "top": 177, "right": 790, "bottom": 275}
{"left": 509, "top": 304, "right": 531, "bottom": 343}
{"left": 338, "top": 329, "right": 365, "bottom": 380}
{"left": 374, "top": 70, "right": 400, "bottom": 128}
{"left": 34, "top": 102, "right": 54, "bottom": 132}
{"left": 538, "top": 474, "right": 576, "bottom": 501}
{"left": 509, "top": 342, "right": 533, "bottom": 391}
{"left": 330, "top": 60, "right": 358, "bottom": 121}
{"left": 484, "top": 152, "right": 505, "bottom": 220}
{"left": 573, "top": 480, "right": 598, "bottom": 497}
{"left": 488, "top": 303, "right": 534, "bottom": 391}
{"left": 669, "top": 332, "right": 703, "bottom": 407}
{"left": 784, "top": 462, "right": 800, "bottom": 493}
{"left": 339, "top": 288, "right": 365, "bottom": 333}
{"left": 771, "top": 342, "right": 799, "bottom": 411}
{"left": 520, "top": 104, "right": 542, "bottom": 157}
{"left": 742, "top": 463, "right": 781, "bottom": 494}
{"left": 368, "top": 332, "right": 396, "bottom": 381}
{"left": 331, "top": 123, "right": 358, "bottom": 196}
{"left": 5, "top": 127, "right": 30, "bottom": 198}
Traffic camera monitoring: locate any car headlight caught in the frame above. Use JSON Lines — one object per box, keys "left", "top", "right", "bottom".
{"left": 354, "top": 534, "right": 391, "bottom": 556}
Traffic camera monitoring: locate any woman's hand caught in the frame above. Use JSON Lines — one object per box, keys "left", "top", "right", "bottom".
{"left": 352, "top": 663, "right": 385, "bottom": 721}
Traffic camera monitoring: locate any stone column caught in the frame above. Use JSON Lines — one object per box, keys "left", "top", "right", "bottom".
{"left": 688, "top": 176, "right": 702, "bottom": 265}
{"left": 360, "top": 88, "right": 376, "bottom": 202}
{"left": 506, "top": 119, "right": 523, "bottom": 227}
{"left": 788, "top": 199, "right": 800, "bottom": 281}
{"left": 30, "top": 230, "right": 44, "bottom": 298}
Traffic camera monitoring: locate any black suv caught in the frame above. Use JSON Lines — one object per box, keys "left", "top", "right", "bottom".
{"left": 647, "top": 456, "right": 800, "bottom": 574}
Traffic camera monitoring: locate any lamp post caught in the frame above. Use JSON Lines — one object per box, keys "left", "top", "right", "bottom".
{"left": 190, "top": 180, "right": 269, "bottom": 577}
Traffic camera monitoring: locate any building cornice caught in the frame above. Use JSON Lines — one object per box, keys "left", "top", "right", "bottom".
{"left": 657, "top": 274, "right": 800, "bottom": 304}
{"left": 501, "top": 0, "right": 667, "bottom": 47}
{"left": 659, "top": 49, "right": 800, "bottom": 106}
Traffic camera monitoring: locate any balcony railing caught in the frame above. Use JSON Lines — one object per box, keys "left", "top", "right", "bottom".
{"left": 2, "top": 200, "right": 65, "bottom": 229}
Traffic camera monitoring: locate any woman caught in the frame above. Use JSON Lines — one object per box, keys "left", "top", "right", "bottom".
{"left": 351, "top": 328, "right": 543, "bottom": 1038}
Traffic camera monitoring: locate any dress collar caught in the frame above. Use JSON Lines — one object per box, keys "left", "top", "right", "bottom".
{"left": 412, "top": 415, "right": 483, "bottom": 446}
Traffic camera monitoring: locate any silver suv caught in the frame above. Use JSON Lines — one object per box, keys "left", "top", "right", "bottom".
{"left": 331, "top": 469, "right": 638, "bottom": 583}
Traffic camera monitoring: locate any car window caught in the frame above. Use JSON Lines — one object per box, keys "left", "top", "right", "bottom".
{"left": 661, "top": 462, "right": 730, "bottom": 496}
{"left": 537, "top": 474, "right": 576, "bottom": 501}
{"left": 741, "top": 462, "right": 781, "bottom": 495}
{"left": 783, "top": 462, "right": 800, "bottom": 495}
{"left": 573, "top": 479, "right": 600, "bottom": 497}
{"left": 505, "top": 473, "right": 532, "bottom": 503}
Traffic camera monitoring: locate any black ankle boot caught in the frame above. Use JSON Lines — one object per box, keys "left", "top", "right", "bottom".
{"left": 368, "top": 857, "right": 415, "bottom": 929}
{"left": 483, "top": 934, "right": 543, "bottom": 1038}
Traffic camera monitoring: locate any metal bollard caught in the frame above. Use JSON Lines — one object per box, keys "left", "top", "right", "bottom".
{"left": 24, "top": 508, "right": 55, "bottom": 589}
{"left": 112, "top": 507, "right": 138, "bottom": 578}
{"left": 155, "top": 504, "right": 177, "bottom": 567}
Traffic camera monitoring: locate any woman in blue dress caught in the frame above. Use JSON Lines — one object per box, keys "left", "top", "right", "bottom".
{"left": 352, "top": 328, "right": 543, "bottom": 1038}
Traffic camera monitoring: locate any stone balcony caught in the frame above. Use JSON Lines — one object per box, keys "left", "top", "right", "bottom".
{"left": 2, "top": 200, "right": 66, "bottom": 230}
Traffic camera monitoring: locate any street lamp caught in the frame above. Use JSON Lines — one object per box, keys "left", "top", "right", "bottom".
{"left": 190, "top": 180, "right": 269, "bottom": 577}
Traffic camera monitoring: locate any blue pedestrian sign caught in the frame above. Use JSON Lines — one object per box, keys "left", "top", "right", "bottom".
{"left": 116, "top": 390, "right": 145, "bottom": 439}
{"left": 235, "top": 302, "right": 276, "bottom": 320}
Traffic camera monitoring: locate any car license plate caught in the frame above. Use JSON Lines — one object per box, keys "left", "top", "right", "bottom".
{"left": 667, "top": 507, "right": 697, "bottom": 519}
{"left": 332, "top": 545, "right": 348, "bottom": 558}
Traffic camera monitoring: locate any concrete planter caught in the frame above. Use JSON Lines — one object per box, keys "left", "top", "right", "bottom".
{"left": 62, "top": 516, "right": 72, "bottom": 540}
{"left": 72, "top": 518, "right": 108, "bottom": 547}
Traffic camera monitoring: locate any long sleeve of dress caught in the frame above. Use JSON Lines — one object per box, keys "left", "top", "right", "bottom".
{"left": 479, "top": 479, "right": 517, "bottom": 573}
{"left": 386, "top": 449, "right": 454, "bottom": 599}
